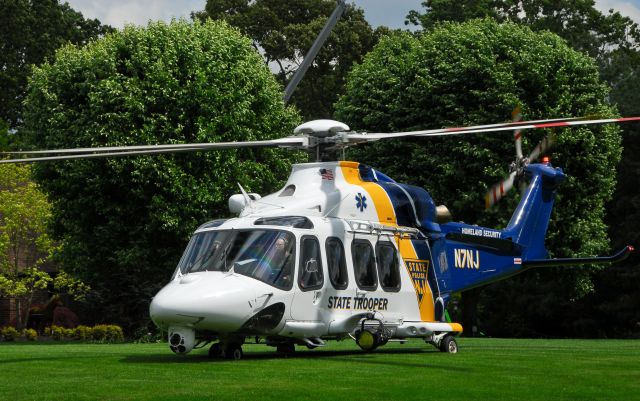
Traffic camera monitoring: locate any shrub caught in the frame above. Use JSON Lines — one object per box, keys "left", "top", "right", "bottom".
{"left": 23, "top": 328, "right": 38, "bottom": 341}
{"left": 50, "top": 325, "right": 67, "bottom": 341}
{"left": 74, "top": 325, "right": 92, "bottom": 340}
{"left": 43, "top": 323, "right": 124, "bottom": 342}
{"left": 105, "top": 325, "right": 124, "bottom": 342}
{"left": 90, "top": 324, "right": 123, "bottom": 343}
{"left": 91, "top": 325, "right": 108, "bottom": 342}
{"left": 1, "top": 326, "right": 20, "bottom": 341}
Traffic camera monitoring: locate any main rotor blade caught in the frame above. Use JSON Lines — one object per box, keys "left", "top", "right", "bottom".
{"left": 283, "top": 0, "right": 346, "bottom": 103}
{"left": 347, "top": 116, "right": 640, "bottom": 142}
{"left": 0, "top": 136, "right": 308, "bottom": 164}
{"left": 512, "top": 106, "right": 523, "bottom": 159}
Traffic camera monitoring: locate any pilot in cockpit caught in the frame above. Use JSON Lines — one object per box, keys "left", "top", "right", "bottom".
{"left": 272, "top": 236, "right": 294, "bottom": 288}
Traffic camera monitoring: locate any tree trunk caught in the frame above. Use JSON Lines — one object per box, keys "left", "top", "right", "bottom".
{"left": 16, "top": 298, "right": 24, "bottom": 330}
{"left": 461, "top": 288, "right": 481, "bottom": 337}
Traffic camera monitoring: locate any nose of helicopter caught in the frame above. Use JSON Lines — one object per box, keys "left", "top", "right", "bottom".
{"left": 149, "top": 273, "right": 260, "bottom": 332}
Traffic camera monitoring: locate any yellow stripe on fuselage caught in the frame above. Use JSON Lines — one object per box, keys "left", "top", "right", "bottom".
{"left": 398, "top": 239, "right": 435, "bottom": 322}
{"left": 339, "top": 161, "right": 396, "bottom": 225}
{"left": 339, "top": 161, "right": 435, "bottom": 322}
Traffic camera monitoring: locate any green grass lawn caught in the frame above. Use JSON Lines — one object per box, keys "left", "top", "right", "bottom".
{"left": 1, "top": 338, "right": 638, "bottom": 401}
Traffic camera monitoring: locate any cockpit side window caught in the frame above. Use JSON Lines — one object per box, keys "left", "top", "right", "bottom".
{"left": 376, "top": 242, "right": 401, "bottom": 292}
{"left": 326, "top": 237, "right": 348, "bottom": 290}
{"left": 351, "top": 239, "right": 377, "bottom": 291}
{"left": 298, "top": 236, "right": 323, "bottom": 291}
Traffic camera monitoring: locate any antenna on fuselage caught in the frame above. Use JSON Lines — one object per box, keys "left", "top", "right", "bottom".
{"left": 237, "top": 183, "right": 254, "bottom": 213}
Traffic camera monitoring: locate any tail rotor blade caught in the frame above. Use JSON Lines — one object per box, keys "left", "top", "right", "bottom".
{"left": 528, "top": 131, "right": 556, "bottom": 161}
{"left": 485, "top": 171, "right": 517, "bottom": 209}
{"left": 485, "top": 106, "right": 523, "bottom": 209}
{"left": 486, "top": 130, "right": 557, "bottom": 208}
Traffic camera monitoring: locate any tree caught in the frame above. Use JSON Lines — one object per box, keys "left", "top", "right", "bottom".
{"left": 0, "top": 163, "right": 88, "bottom": 330}
{"left": 193, "top": 0, "right": 380, "bottom": 120}
{"left": 406, "top": 0, "right": 640, "bottom": 338}
{"left": 0, "top": 119, "right": 9, "bottom": 151}
{"left": 0, "top": 0, "right": 113, "bottom": 130}
{"left": 335, "top": 19, "right": 622, "bottom": 337}
{"left": 406, "top": 0, "right": 640, "bottom": 57}
{"left": 20, "top": 20, "right": 303, "bottom": 331}
{"left": 406, "top": 0, "right": 498, "bottom": 28}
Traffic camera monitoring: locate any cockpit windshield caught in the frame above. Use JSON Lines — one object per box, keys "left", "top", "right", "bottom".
{"left": 176, "top": 229, "right": 295, "bottom": 290}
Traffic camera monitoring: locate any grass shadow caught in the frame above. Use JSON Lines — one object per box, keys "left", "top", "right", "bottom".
{"left": 122, "top": 345, "right": 472, "bottom": 371}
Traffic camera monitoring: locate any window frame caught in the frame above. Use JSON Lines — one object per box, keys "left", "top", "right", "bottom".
{"left": 351, "top": 239, "right": 378, "bottom": 291}
{"left": 297, "top": 235, "right": 324, "bottom": 292}
{"left": 326, "top": 237, "right": 348, "bottom": 290}
{"left": 375, "top": 241, "right": 401, "bottom": 292}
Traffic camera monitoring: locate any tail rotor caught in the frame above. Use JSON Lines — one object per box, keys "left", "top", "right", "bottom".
{"left": 485, "top": 107, "right": 556, "bottom": 209}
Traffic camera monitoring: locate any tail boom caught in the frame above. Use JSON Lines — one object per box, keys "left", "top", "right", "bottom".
{"left": 434, "top": 162, "right": 631, "bottom": 294}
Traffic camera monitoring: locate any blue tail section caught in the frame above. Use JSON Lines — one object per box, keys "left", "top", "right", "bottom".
{"left": 503, "top": 163, "right": 565, "bottom": 259}
{"left": 433, "top": 162, "right": 565, "bottom": 294}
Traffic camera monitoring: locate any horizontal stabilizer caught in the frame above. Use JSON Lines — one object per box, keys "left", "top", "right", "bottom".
{"left": 522, "top": 246, "right": 633, "bottom": 268}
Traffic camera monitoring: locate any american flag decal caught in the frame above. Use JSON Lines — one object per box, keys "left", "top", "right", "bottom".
{"left": 320, "top": 168, "right": 334, "bottom": 180}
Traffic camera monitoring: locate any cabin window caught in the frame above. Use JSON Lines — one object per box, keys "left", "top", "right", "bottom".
{"left": 376, "top": 242, "right": 401, "bottom": 292}
{"left": 298, "top": 236, "right": 323, "bottom": 291}
{"left": 351, "top": 239, "right": 377, "bottom": 291}
{"left": 326, "top": 237, "right": 348, "bottom": 290}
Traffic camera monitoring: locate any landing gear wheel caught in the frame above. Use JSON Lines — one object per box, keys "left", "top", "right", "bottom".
{"left": 224, "top": 344, "right": 243, "bottom": 360}
{"left": 276, "top": 343, "right": 295, "bottom": 355}
{"left": 355, "top": 330, "right": 378, "bottom": 352}
{"left": 439, "top": 335, "right": 458, "bottom": 354}
{"left": 208, "top": 343, "right": 223, "bottom": 359}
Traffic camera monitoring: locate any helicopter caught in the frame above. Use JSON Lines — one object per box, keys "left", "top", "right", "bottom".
{"left": 3, "top": 116, "right": 638, "bottom": 360}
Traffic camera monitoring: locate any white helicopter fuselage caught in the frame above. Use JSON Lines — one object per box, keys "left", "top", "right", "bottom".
{"left": 150, "top": 161, "right": 462, "bottom": 355}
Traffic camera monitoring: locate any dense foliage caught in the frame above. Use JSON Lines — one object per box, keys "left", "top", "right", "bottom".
{"left": 0, "top": 0, "right": 113, "bottom": 129}
{"left": 21, "top": 20, "right": 302, "bottom": 331}
{"left": 336, "top": 19, "right": 622, "bottom": 336}
{"left": 194, "top": 0, "right": 381, "bottom": 120}
{"left": 407, "top": 0, "right": 640, "bottom": 56}
{"left": 406, "top": 1, "right": 640, "bottom": 117}
{"left": 406, "top": 0, "right": 640, "bottom": 337}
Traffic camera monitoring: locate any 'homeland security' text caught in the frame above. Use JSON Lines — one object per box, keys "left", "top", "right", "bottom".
{"left": 461, "top": 227, "right": 501, "bottom": 238}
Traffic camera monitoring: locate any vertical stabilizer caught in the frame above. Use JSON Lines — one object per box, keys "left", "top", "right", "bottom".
{"left": 503, "top": 162, "right": 565, "bottom": 259}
